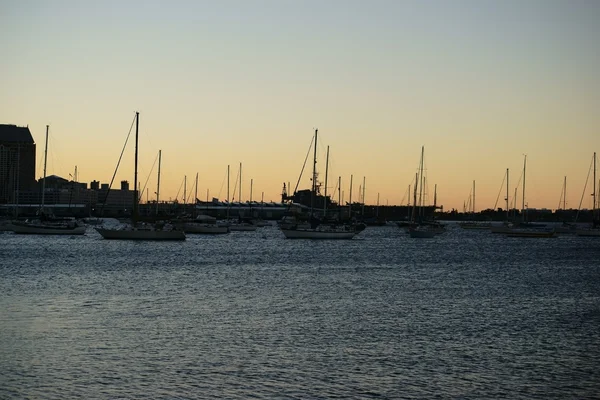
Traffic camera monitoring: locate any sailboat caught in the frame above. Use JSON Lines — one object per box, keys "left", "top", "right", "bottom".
{"left": 459, "top": 180, "right": 491, "bottom": 229}
{"left": 501, "top": 155, "right": 556, "bottom": 238}
{"left": 226, "top": 163, "right": 257, "bottom": 231}
{"left": 280, "top": 129, "right": 365, "bottom": 239}
{"left": 95, "top": 112, "right": 185, "bottom": 240}
{"left": 181, "top": 173, "right": 229, "bottom": 234}
{"left": 576, "top": 152, "right": 600, "bottom": 237}
{"left": 11, "top": 125, "right": 86, "bottom": 235}
{"left": 408, "top": 146, "right": 437, "bottom": 238}
{"left": 555, "top": 176, "right": 577, "bottom": 234}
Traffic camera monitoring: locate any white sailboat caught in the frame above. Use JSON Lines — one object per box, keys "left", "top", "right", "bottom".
{"left": 95, "top": 112, "right": 185, "bottom": 241}
{"left": 11, "top": 125, "right": 86, "bottom": 235}
{"left": 280, "top": 128, "right": 365, "bottom": 239}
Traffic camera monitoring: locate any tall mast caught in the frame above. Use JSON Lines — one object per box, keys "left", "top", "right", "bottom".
{"left": 194, "top": 172, "right": 198, "bottom": 218}
{"left": 184, "top": 175, "right": 187, "bottom": 205}
{"left": 434, "top": 184, "right": 437, "bottom": 209}
{"left": 227, "top": 164, "right": 230, "bottom": 218}
{"left": 412, "top": 173, "right": 418, "bottom": 222}
{"left": 563, "top": 176, "right": 567, "bottom": 210}
{"left": 513, "top": 187, "right": 517, "bottom": 219}
{"left": 472, "top": 180, "right": 475, "bottom": 214}
{"left": 418, "top": 146, "right": 425, "bottom": 218}
{"left": 250, "top": 178, "right": 253, "bottom": 216}
{"left": 592, "top": 152, "right": 596, "bottom": 216}
{"left": 311, "top": 129, "right": 318, "bottom": 215}
{"left": 522, "top": 155, "right": 527, "bottom": 222}
{"left": 362, "top": 176, "right": 366, "bottom": 218}
{"left": 349, "top": 174, "right": 353, "bottom": 218}
{"left": 506, "top": 168, "right": 509, "bottom": 220}
{"left": 338, "top": 176, "right": 342, "bottom": 221}
{"left": 239, "top": 162, "right": 242, "bottom": 203}
{"left": 376, "top": 192, "right": 380, "bottom": 217}
{"left": 133, "top": 113, "right": 139, "bottom": 224}
{"left": 324, "top": 145, "right": 329, "bottom": 217}
{"left": 156, "top": 149, "right": 161, "bottom": 216}
{"left": 41, "top": 125, "right": 49, "bottom": 212}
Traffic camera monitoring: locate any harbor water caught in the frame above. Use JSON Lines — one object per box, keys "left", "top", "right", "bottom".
{"left": 1, "top": 223, "right": 599, "bottom": 399}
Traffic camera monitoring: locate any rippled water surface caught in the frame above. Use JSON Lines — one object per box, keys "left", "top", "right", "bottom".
{"left": 1, "top": 223, "right": 599, "bottom": 399}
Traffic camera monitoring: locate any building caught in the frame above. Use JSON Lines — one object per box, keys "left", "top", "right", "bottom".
{"left": 0, "top": 124, "right": 36, "bottom": 203}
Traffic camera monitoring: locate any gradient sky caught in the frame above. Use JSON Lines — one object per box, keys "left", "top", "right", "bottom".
{"left": 2, "top": 0, "right": 599, "bottom": 211}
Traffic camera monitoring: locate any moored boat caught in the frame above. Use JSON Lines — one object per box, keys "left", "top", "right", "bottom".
{"left": 505, "top": 229, "right": 557, "bottom": 238}
{"left": 11, "top": 220, "right": 86, "bottom": 235}
{"left": 95, "top": 112, "right": 186, "bottom": 241}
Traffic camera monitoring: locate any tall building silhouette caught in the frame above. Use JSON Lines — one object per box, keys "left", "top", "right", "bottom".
{"left": 0, "top": 124, "right": 36, "bottom": 203}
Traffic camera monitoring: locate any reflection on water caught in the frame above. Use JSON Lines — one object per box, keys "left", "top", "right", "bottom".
{"left": 1, "top": 224, "right": 599, "bottom": 398}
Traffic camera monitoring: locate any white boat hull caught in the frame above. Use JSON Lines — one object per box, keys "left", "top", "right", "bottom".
{"left": 96, "top": 228, "right": 186, "bottom": 240}
{"left": 10, "top": 223, "right": 86, "bottom": 235}
{"left": 280, "top": 228, "right": 358, "bottom": 239}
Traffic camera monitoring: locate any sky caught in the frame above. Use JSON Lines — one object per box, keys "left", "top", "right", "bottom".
{"left": 1, "top": 0, "right": 599, "bottom": 211}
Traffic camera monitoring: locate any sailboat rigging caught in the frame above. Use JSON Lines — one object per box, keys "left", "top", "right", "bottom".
{"left": 279, "top": 128, "right": 365, "bottom": 239}
{"left": 95, "top": 112, "right": 185, "bottom": 240}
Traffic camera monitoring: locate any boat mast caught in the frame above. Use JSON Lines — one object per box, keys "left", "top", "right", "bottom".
{"left": 156, "top": 149, "right": 161, "bottom": 216}
{"left": 513, "top": 187, "right": 517, "bottom": 219}
{"left": 362, "top": 176, "right": 366, "bottom": 218}
{"left": 311, "top": 129, "right": 317, "bottom": 216}
{"left": 412, "top": 174, "right": 418, "bottom": 222}
{"left": 338, "top": 176, "right": 342, "bottom": 221}
{"left": 593, "top": 152, "right": 597, "bottom": 218}
{"left": 472, "top": 180, "right": 475, "bottom": 215}
{"left": 227, "top": 164, "right": 230, "bottom": 219}
{"left": 250, "top": 178, "right": 253, "bottom": 217}
{"left": 563, "top": 176, "right": 567, "bottom": 210}
{"left": 349, "top": 174, "right": 353, "bottom": 219}
{"left": 376, "top": 192, "right": 380, "bottom": 217}
{"left": 324, "top": 145, "right": 329, "bottom": 218}
{"left": 522, "top": 155, "right": 527, "bottom": 222}
{"left": 418, "top": 146, "right": 425, "bottom": 219}
{"left": 434, "top": 184, "right": 437, "bottom": 209}
{"left": 194, "top": 172, "right": 198, "bottom": 219}
{"left": 183, "top": 175, "right": 187, "bottom": 206}
{"left": 506, "top": 168, "right": 509, "bottom": 220}
{"left": 41, "top": 125, "right": 49, "bottom": 214}
{"left": 133, "top": 113, "right": 139, "bottom": 225}
{"left": 239, "top": 162, "right": 242, "bottom": 204}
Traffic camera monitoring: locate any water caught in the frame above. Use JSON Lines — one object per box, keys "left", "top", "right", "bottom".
{"left": 1, "top": 224, "right": 599, "bottom": 399}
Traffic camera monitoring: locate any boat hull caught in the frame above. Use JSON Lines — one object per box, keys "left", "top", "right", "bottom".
{"left": 96, "top": 228, "right": 186, "bottom": 240}
{"left": 505, "top": 230, "right": 557, "bottom": 238}
{"left": 576, "top": 229, "right": 600, "bottom": 237}
{"left": 228, "top": 224, "right": 257, "bottom": 231}
{"left": 460, "top": 223, "right": 491, "bottom": 230}
{"left": 280, "top": 228, "right": 358, "bottom": 239}
{"left": 10, "top": 223, "right": 86, "bottom": 235}
{"left": 183, "top": 224, "right": 229, "bottom": 234}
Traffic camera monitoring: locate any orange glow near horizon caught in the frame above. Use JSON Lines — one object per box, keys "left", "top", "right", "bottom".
{"left": 2, "top": 1, "right": 599, "bottom": 212}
